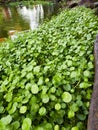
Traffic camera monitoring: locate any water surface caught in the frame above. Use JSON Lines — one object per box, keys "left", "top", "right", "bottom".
{"left": 0, "top": 2, "right": 60, "bottom": 39}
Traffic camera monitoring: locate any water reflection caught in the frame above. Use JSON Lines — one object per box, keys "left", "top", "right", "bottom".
{"left": 17, "top": 5, "right": 44, "bottom": 30}
{"left": 0, "top": 2, "right": 60, "bottom": 39}
{"left": 2, "top": 7, "right": 12, "bottom": 19}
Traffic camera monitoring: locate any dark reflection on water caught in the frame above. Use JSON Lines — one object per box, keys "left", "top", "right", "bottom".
{"left": 0, "top": 3, "right": 60, "bottom": 39}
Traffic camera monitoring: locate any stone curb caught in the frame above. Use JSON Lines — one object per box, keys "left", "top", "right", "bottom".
{"left": 87, "top": 34, "right": 98, "bottom": 130}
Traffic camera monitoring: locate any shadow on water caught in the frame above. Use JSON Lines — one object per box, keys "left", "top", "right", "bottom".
{"left": 0, "top": 2, "right": 61, "bottom": 41}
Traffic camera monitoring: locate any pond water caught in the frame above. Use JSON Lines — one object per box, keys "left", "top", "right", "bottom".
{"left": 0, "top": 2, "right": 60, "bottom": 40}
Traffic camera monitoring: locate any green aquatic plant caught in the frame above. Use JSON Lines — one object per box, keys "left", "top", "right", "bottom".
{"left": 0, "top": 6, "right": 98, "bottom": 130}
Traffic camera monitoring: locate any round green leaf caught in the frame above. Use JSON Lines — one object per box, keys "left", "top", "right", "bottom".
{"left": 11, "top": 121, "right": 20, "bottom": 130}
{"left": 41, "top": 94, "right": 49, "bottom": 103}
{"left": 31, "top": 84, "right": 39, "bottom": 94}
{"left": 62, "top": 92, "right": 72, "bottom": 103}
{"left": 22, "top": 118, "right": 31, "bottom": 130}
{"left": 83, "top": 70, "right": 90, "bottom": 77}
{"left": 55, "top": 103, "right": 61, "bottom": 110}
{"left": 20, "top": 106, "right": 27, "bottom": 113}
{"left": 67, "top": 60, "right": 72, "bottom": 67}
{"left": 1, "top": 115, "right": 12, "bottom": 125}
{"left": 54, "top": 125, "right": 60, "bottom": 130}
{"left": 68, "top": 110, "right": 75, "bottom": 118}
{"left": 39, "top": 107, "right": 46, "bottom": 116}
{"left": 71, "top": 126, "right": 79, "bottom": 130}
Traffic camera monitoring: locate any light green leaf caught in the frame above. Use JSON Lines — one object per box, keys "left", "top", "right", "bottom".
{"left": 41, "top": 94, "right": 49, "bottom": 103}
{"left": 71, "top": 126, "right": 79, "bottom": 130}
{"left": 4, "top": 92, "right": 12, "bottom": 102}
{"left": 9, "top": 102, "right": 17, "bottom": 114}
{"left": 31, "top": 84, "right": 39, "bottom": 94}
{"left": 1, "top": 115, "right": 12, "bottom": 125}
{"left": 39, "top": 107, "right": 46, "bottom": 116}
{"left": 62, "top": 92, "right": 72, "bottom": 103}
{"left": 55, "top": 103, "right": 61, "bottom": 110}
{"left": 70, "top": 71, "right": 77, "bottom": 78}
{"left": 38, "top": 77, "right": 43, "bottom": 85}
{"left": 67, "top": 60, "right": 72, "bottom": 67}
{"left": 88, "top": 62, "right": 94, "bottom": 69}
{"left": 27, "top": 65, "right": 33, "bottom": 71}
{"left": 22, "top": 118, "right": 31, "bottom": 130}
{"left": 33, "top": 66, "right": 40, "bottom": 74}
{"left": 0, "top": 106, "right": 4, "bottom": 113}
{"left": 83, "top": 70, "right": 90, "bottom": 77}
{"left": 11, "top": 121, "right": 20, "bottom": 130}
{"left": 54, "top": 125, "right": 60, "bottom": 130}
{"left": 20, "top": 106, "right": 27, "bottom": 113}
{"left": 79, "top": 82, "right": 91, "bottom": 89}
{"left": 68, "top": 110, "right": 75, "bottom": 118}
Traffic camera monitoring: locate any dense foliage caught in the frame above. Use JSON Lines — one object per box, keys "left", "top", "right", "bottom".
{"left": 0, "top": 7, "right": 98, "bottom": 130}
{"left": 0, "top": 0, "right": 51, "bottom": 6}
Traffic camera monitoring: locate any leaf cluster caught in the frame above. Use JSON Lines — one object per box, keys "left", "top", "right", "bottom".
{"left": 0, "top": 7, "right": 98, "bottom": 130}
